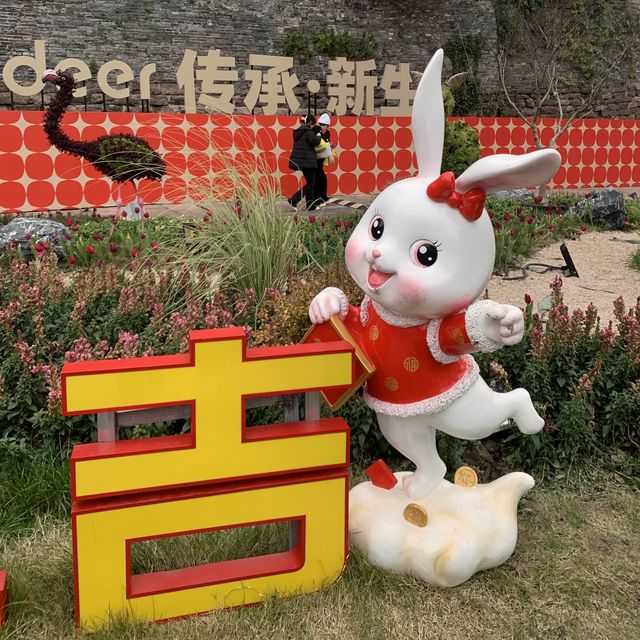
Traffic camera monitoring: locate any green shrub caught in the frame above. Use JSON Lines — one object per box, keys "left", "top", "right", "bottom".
{"left": 442, "top": 86, "right": 480, "bottom": 175}
{"left": 476, "top": 278, "right": 640, "bottom": 476}
{"left": 280, "top": 27, "right": 377, "bottom": 61}
{"left": 625, "top": 197, "right": 640, "bottom": 228}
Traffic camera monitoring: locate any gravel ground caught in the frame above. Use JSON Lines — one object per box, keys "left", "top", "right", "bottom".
{"left": 487, "top": 230, "right": 640, "bottom": 324}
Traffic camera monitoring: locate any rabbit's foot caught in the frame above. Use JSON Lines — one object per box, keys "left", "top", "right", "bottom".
{"left": 402, "top": 470, "right": 442, "bottom": 500}
{"left": 511, "top": 390, "right": 545, "bottom": 435}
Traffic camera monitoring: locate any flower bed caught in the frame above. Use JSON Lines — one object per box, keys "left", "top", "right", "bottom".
{"left": 0, "top": 190, "right": 637, "bottom": 478}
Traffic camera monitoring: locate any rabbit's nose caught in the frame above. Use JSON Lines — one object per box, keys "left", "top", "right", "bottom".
{"left": 372, "top": 249, "right": 382, "bottom": 258}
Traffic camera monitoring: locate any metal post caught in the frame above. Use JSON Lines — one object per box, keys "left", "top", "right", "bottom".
{"left": 283, "top": 394, "right": 300, "bottom": 422}
{"left": 304, "top": 392, "right": 321, "bottom": 421}
{"left": 97, "top": 412, "right": 118, "bottom": 442}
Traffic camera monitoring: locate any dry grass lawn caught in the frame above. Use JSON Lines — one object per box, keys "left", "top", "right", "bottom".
{"left": 0, "top": 482, "right": 638, "bottom": 640}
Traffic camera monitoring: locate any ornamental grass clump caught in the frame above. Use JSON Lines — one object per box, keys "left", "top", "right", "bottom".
{"left": 156, "top": 152, "right": 307, "bottom": 308}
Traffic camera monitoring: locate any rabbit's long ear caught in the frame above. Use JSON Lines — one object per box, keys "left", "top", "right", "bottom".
{"left": 456, "top": 149, "right": 561, "bottom": 194}
{"left": 412, "top": 49, "right": 444, "bottom": 179}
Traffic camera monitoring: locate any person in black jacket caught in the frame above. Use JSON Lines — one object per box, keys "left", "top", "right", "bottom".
{"left": 314, "top": 113, "right": 333, "bottom": 203}
{"left": 288, "top": 114, "right": 321, "bottom": 210}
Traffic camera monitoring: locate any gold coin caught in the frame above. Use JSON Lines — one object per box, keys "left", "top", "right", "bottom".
{"left": 403, "top": 503, "right": 428, "bottom": 527}
{"left": 403, "top": 356, "right": 420, "bottom": 372}
{"left": 452, "top": 327, "right": 465, "bottom": 345}
{"left": 384, "top": 376, "right": 399, "bottom": 391}
{"left": 454, "top": 466, "right": 478, "bottom": 487}
{"left": 368, "top": 325, "right": 379, "bottom": 341}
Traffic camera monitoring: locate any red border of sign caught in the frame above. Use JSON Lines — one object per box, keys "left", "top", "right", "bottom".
{"left": 72, "top": 468, "right": 349, "bottom": 627}
{"left": 0, "top": 570, "right": 6, "bottom": 628}
{"left": 126, "top": 515, "right": 305, "bottom": 598}
{"left": 65, "top": 328, "right": 354, "bottom": 500}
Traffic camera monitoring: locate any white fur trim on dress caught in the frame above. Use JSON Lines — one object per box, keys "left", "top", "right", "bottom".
{"left": 360, "top": 296, "right": 370, "bottom": 326}
{"left": 426, "top": 318, "right": 460, "bottom": 364}
{"left": 370, "top": 300, "right": 425, "bottom": 328}
{"left": 323, "top": 287, "right": 349, "bottom": 319}
{"left": 363, "top": 355, "right": 479, "bottom": 417}
{"left": 465, "top": 300, "right": 502, "bottom": 353}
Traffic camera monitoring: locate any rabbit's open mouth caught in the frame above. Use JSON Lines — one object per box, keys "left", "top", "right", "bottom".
{"left": 367, "top": 266, "right": 394, "bottom": 290}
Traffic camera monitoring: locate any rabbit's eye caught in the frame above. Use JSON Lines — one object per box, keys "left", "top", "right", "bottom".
{"left": 370, "top": 216, "right": 384, "bottom": 240}
{"left": 412, "top": 242, "right": 439, "bottom": 267}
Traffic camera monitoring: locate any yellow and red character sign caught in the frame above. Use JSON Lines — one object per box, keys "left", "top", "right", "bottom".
{"left": 62, "top": 327, "right": 358, "bottom": 630}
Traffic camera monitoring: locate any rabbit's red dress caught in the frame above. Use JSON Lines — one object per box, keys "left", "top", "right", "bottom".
{"left": 341, "top": 296, "right": 484, "bottom": 417}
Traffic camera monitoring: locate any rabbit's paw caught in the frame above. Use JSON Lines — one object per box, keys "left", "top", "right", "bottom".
{"left": 308, "top": 287, "right": 349, "bottom": 324}
{"left": 467, "top": 300, "right": 525, "bottom": 351}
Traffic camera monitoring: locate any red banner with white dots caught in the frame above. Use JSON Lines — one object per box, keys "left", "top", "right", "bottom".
{"left": 0, "top": 111, "right": 637, "bottom": 212}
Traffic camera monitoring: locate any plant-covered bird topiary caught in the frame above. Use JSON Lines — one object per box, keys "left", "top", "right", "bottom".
{"left": 42, "top": 69, "right": 166, "bottom": 185}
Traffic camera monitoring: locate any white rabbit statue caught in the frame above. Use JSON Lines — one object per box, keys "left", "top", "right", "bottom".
{"left": 308, "top": 49, "right": 561, "bottom": 501}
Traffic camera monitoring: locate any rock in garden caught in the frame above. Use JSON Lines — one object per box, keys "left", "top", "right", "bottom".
{"left": 576, "top": 188, "right": 626, "bottom": 229}
{"left": 0, "top": 218, "right": 69, "bottom": 260}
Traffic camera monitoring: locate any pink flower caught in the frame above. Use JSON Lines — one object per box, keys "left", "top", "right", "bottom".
{"left": 109, "top": 243, "right": 118, "bottom": 253}
{"left": 121, "top": 210, "right": 128, "bottom": 218}
{"left": 533, "top": 195, "right": 543, "bottom": 204}
{"left": 86, "top": 245, "right": 96, "bottom": 255}
{"left": 143, "top": 211, "right": 150, "bottom": 219}
{"left": 151, "top": 242, "right": 159, "bottom": 251}
{"left": 64, "top": 216, "right": 73, "bottom": 228}
{"left": 524, "top": 293, "right": 532, "bottom": 305}
{"left": 309, "top": 215, "right": 316, "bottom": 223}
{"left": 510, "top": 229, "right": 516, "bottom": 237}
{"left": 293, "top": 214, "right": 299, "bottom": 222}
{"left": 504, "top": 213, "right": 512, "bottom": 222}
{"left": 130, "top": 248, "right": 140, "bottom": 258}
{"left": 69, "top": 255, "right": 76, "bottom": 264}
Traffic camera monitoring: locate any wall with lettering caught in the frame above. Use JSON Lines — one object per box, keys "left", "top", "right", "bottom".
{"left": 1, "top": 112, "right": 639, "bottom": 212}
{"left": 0, "top": 2, "right": 498, "bottom": 112}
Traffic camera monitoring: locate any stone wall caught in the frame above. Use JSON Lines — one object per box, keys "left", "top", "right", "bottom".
{"left": 0, "top": 0, "right": 498, "bottom": 113}
{"left": 1, "top": 1, "right": 638, "bottom": 118}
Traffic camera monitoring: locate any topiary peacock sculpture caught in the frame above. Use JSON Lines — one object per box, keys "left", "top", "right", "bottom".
{"left": 41, "top": 68, "right": 166, "bottom": 208}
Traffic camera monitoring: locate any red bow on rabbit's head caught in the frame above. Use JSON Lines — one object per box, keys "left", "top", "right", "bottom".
{"left": 426, "top": 172, "right": 486, "bottom": 221}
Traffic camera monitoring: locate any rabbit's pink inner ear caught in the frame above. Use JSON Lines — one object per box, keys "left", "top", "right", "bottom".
{"left": 411, "top": 49, "right": 445, "bottom": 179}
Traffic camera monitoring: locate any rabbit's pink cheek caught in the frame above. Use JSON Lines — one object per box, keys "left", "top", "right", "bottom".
{"left": 399, "top": 278, "right": 428, "bottom": 304}
{"left": 345, "top": 240, "right": 361, "bottom": 264}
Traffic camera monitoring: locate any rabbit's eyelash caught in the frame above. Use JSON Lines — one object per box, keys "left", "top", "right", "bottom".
{"left": 417, "top": 240, "right": 442, "bottom": 250}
